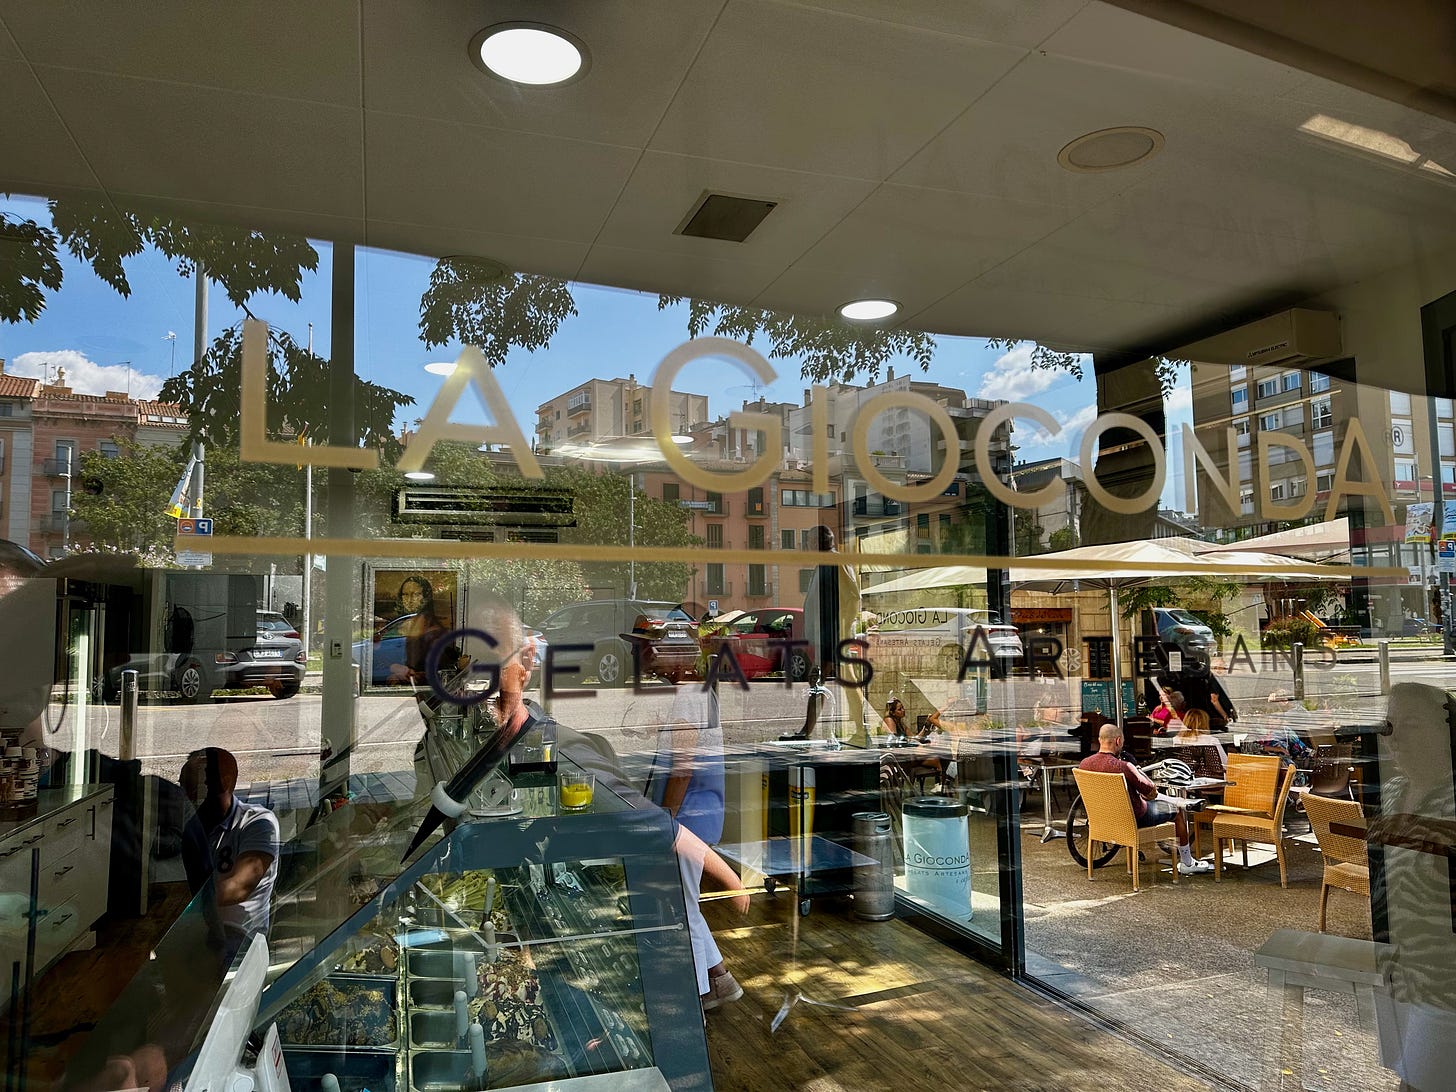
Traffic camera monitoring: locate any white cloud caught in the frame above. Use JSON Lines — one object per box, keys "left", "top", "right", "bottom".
{"left": 1020, "top": 403, "right": 1097, "bottom": 450}
{"left": 977, "top": 345, "right": 1056, "bottom": 401}
{"left": 9, "top": 350, "right": 164, "bottom": 401}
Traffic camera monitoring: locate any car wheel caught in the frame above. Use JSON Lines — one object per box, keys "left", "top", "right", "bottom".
{"left": 270, "top": 680, "right": 301, "bottom": 700}
{"left": 173, "top": 660, "right": 212, "bottom": 704}
{"left": 596, "top": 643, "right": 626, "bottom": 687}
{"left": 788, "top": 649, "right": 812, "bottom": 682}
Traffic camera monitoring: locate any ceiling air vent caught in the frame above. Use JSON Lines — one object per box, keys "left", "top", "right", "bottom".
{"left": 675, "top": 192, "right": 777, "bottom": 243}
{"left": 394, "top": 485, "right": 575, "bottom": 528}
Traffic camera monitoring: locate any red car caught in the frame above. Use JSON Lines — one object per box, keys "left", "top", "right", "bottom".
{"left": 704, "top": 607, "right": 813, "bottom": 681}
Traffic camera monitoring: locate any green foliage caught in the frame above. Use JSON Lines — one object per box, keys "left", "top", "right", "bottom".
{"left": 418, "top": 258, "right": 578, "bottom": 362}
{"left": 547, "top": 466, "right": 698, "bottom": 601}
{"left": 0, "top": 216, "right": 63, "bottom": 323}
{"left": 1013, "top": 512, "right": 1045, "bottom": 557}
{"left": 1, "top": 197, "right": 320, "bottom": 316}
{"left": 1262, "top": 616, "right": 1327, "bottom": 650}
{"left": 659, "top": 295, "right": 936, "bottom": 385}
{"left": 159, "top": 324, "right": 413, "bottom": 458}
{"left": 464, "top": 557, "right": 589, "bottom": 626}
{"left": 1048, "top": 525, "right": 1080, "bottom": 551}
{"left": 70, "top": 438, "right": 305, "bottom": 555}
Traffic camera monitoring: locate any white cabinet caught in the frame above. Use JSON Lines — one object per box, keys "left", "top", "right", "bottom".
{"left": 0, "top": 785, "right": 114, "bottom": 1009}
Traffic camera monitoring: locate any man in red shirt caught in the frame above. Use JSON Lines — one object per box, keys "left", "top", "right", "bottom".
{"left": 1078, "top": 722, "right": 1212, "bottom": 875}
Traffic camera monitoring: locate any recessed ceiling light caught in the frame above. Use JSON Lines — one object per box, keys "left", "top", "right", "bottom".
{"left": 1057, "top": 127, "right": 1164, "bottom": 173}
{"left": 424, "top": 361, "right": 456, "bottom": 376}
{"left": 470, "top": 23, "right": 588, "bottom": 87}
{"left": 839, "top": 299, "right": 899, "bottom": 322}
{"left": 404, "top": 471, "right": 435, "bottom": 481}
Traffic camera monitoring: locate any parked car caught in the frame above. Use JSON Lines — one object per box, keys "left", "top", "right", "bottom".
{"left": 1401, "top": 616, "right": 1441, "bottom": 637}
{"left": 869, "top": 607, "right": 1023, "bottom": 677}
{"left": 704, "top": 607, "right": 813, "bottom": 681}
{"left": 105, "top": 609, "right": 305, "bottom": 702}
{"left": 534, "top": 599, "right": 697, "bottom": 686}
{"left": 1153, "top": 607, "right": 1217, "bottom": 663}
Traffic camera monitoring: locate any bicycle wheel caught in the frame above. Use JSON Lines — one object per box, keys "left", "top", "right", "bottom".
{"left": 1065, "top": 795, "right": 1120, "bottom": 869}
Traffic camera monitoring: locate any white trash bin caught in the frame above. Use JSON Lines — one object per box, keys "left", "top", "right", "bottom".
{"left": 902, "top": 796, "right": 971, "bottom": 920}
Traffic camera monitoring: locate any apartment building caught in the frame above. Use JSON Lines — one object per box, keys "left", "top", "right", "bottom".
{"left": 535, "top": 374, "right": 709, "bottom": 450}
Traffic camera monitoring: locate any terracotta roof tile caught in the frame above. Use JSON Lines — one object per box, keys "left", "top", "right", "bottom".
{"left": 0, "top": 376, "right": 38, "bottom": 398}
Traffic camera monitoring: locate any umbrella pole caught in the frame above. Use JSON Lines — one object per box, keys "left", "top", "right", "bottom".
{"left": 1110, "top": 584, "right": 1124, "bottom": 726}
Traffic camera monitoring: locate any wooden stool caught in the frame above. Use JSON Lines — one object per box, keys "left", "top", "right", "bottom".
{"left": 1252, "top": 929, "right": 1396, "bottom": 1091}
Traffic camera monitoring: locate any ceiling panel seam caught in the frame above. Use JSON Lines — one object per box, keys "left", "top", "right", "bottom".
{"left": 1, "top": 43, "right": 106, "bottom": 196}
{"left": 748, "top": 48, "right": 1040, "bottom": 312}
{"left": 22, "top": 60, "right": 358, "bottom": 110}
{"left": 577, "top": 0, "right": 731, "bottom": 284}
{"left": 766, "top": 0, "right": 1095, "bottom": 50}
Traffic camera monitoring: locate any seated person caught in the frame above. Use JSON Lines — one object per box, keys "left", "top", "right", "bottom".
{"left": 1149, "top": 687, "right": 1185, "bottom": 735}
{"left": 1078, "top": 723, "right": 1212, "bottom": 874}
{"left": 882, "top": 694, "right": 912, "bottom": 739}
{"left": 1172, "top": 708, "right": 1227, "bottom": 781}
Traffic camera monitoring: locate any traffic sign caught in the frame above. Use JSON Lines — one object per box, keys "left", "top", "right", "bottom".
{"left": 1439, "top": 539, "right": 1456, "bottom": 575}
{"left": 177, "top": 516, "right": 214, "bottom": 567}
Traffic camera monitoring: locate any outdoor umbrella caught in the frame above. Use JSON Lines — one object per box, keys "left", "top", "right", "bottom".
{"left": 1009, "top": 540, "right": 1349, "bottom": 725}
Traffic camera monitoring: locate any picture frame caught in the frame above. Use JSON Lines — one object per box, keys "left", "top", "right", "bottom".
{"left": 359, "top": 564, "right": 463, "bottom": 693}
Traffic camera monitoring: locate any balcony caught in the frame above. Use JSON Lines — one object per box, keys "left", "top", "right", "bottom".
{"left": 566, "top": 395, "right": 592, "bottom": 416}
{"left": 42, "top": 457, "right": 73, "bottom": 477}
{"left": 567, "top": 421, "right": 593, "bottom": 438}
{"left": 36, "top": 513, "right": 69, "bottom": 533}
{"left": 852, "top": 497, "right": 903, "bottom": 518}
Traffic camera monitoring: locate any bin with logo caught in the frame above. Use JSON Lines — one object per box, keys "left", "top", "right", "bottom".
{"left": 902, "top": 796, "right": 971, "bottom": 920}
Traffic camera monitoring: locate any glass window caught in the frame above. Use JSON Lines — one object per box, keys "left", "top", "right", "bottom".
{"left": 1281, "top": 371, "right": 1300, "bottom": 391}
{"left": 1260, "top": 412, "right": 1281, "bottom": 430}
{"left": 706, "top": 563, "right": 725, "bottom": 595}
{"left": 1390, "top": 390, "right": 1412, "bottom": 414}
{"left": 781, "top": 529, "right": 794, "bottom": 550}
{"left": 706, "top": 523, "right": 723, "bottom": 549}
{"left": 662, "top": 482, "right": 679, "bottom": 502}
{"left": 747, "top": 563, "right": 767, "bottom": 597}
{"left": 1311, "top": 397, "right": 1332, "bottom": 429}
{"left": 1255, "top": 377, "right": 1279, "bottom": 398}
{"left": 1231, "top": 385, "right": 1248, "bottom": 408}
{"left": 1313, "top": 430, "right": 1336, "bottom": 466}
{"left": 1309, "top": 372, "right": 1331, "bottom": 393}
{"left": 1441, "top": 423, "right": 1455, "bottom": 458}
{"left": 748, "top": 525, "right": 765, "bottom": 550}
{"left": 1395, "top": 459, "right": 1417, "bottom": 482}
{"left": 747, "top": 486, "right": 764, "bottom": 515}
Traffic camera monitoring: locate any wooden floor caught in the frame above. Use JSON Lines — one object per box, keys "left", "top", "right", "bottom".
{"left": 701, "top": 895, "right": 1215, "bottom": 1092}
{"left": 11, "top": 883, "right": 1214, "bottom": 1092}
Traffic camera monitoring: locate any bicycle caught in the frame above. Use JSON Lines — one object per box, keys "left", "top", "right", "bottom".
{"left": 1064, "top": 755, "right": 1197, "bottom": 868}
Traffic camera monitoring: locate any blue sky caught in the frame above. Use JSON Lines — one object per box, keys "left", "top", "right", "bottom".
{"left": 0, "top": 192, "right": 1190, "bottom": 506}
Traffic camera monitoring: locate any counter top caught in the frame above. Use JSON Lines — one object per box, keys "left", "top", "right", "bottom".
{"left": 0, "top": 783, "right": 110, "bottom": 842}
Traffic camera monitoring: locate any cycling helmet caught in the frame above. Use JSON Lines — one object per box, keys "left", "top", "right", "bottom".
{"left": 1159, "top": 758, "right": 1196, "bottom": 787}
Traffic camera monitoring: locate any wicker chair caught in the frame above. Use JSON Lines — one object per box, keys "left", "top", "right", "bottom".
{"left": 1302, "top": 792, "right": 1370, "bottom": 932}
{"left": 1192, "top": 752, "right": 1282, "bottom": 855}
{"left": 1072, "top": 768, "right": 1178, "bottom": 891}
{"left": 1213, "top": 761, "right": 1299, "bottom": 886}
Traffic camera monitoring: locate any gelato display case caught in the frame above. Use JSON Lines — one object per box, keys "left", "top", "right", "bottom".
{"left": 63, "top": 756, "right": 710, "bottom": 1092}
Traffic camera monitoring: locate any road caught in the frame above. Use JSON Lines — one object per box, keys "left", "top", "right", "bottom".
{"left": 47, "top": 648, "right": 1452, "bottom": 788}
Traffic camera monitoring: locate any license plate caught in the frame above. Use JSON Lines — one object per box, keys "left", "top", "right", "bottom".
{"left": 253, "top": 649, "right": 283, "bottom": 659}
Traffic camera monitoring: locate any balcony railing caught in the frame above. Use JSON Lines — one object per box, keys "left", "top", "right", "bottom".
{"left": 36, "top": 513, "right": 69, "bottom": 533}
{"left": 566, "top": 395, "right": 592, "bottom": 415}
{"left": 43, "top": 457, "right": 73, "bottom": 476}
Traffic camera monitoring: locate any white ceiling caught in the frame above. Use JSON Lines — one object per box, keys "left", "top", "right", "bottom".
{"left": 3, "top": 0, "right": 1456, "bottom": 357}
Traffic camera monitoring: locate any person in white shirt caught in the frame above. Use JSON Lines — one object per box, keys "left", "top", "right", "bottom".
{"left": 180, "top": 747, "right": 279, "bottom": 952}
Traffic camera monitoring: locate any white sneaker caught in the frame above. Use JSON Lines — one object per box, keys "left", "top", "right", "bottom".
{"left": 1177, "top": 859, "right": 1214, "bottom": 875}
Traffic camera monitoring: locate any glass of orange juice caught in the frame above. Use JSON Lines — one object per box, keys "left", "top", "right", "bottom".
{"left": 558, "top": 770, "right": 595, "bottom": 812}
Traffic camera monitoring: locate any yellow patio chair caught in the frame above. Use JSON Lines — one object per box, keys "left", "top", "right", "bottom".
{"left": 1301, "top": 792, "right": 1370, "bottom": 932}
{"left": 1072, "top": 768, "right": 1178, "bottom": 891}
{"left": 1192, "top": 752, "right": 1282, "bottom": 855}
{"left": 1213, "top": 760, "right": 1299, "bottom": 886}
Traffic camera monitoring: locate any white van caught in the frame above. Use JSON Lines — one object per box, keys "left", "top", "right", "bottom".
{"left": 868, "top": 607, "right": 1023, "bottom": 677}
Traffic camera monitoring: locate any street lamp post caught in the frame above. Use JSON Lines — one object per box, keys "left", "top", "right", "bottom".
{"left": 628, "top": 470, "right": 637, "bottom": 599}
